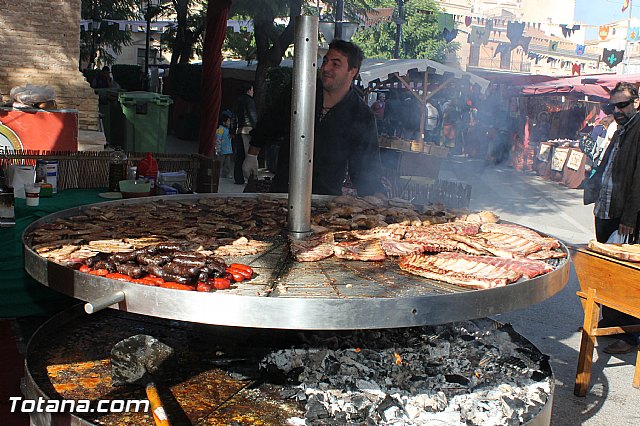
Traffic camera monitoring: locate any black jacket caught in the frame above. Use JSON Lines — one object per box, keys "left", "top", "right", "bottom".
{"left": 250, "top": 85, "right": 382, "bottom": 196}
{"left": 233, "top": 93, "right": 257, "bottom": 129}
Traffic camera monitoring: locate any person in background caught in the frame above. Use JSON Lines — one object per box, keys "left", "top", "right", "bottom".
{"left": 242, "top": 40, "right": 383, "bottom": 196}
{"left": 215, "top": 110, "right": 234, "bottom": 179}
{"left": 586, "top": 82, "right": 640, "bottom": 354}
{"left": 92, "top": 66, "right": 114, "bottom": 89}
{"left": 370, "top": 93, "right": 386, "bottom": 133}
{"left": 232, "top": 82, "right": 258, "bottom": 184}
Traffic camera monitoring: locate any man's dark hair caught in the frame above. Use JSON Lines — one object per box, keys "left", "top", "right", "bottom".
{"left": 328, "top": 40, "right": 364, "bottom": 74}
{"left": 101, "top": 66, "right": 110, "bottom": 72}
{"left": 240, "top": 81, "right": 254, "bottom": 94}
{"left": 611, "top": 81, "right": 639, "bottom": 98}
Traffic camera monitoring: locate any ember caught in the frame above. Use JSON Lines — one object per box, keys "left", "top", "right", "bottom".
{"left": 259, "top": 319, "right": 551, "bottom": 425}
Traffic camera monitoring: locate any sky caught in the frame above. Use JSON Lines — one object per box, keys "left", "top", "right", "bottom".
{"left": 575, "top": 0, "right": 636, "bottom": 38}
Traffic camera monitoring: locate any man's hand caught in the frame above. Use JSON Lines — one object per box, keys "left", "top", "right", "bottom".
{"left": 619, "top": 223, "right": 635, "bottom": 237}
{"left": 242, "top": 154, "right": 259, "bottom": 180}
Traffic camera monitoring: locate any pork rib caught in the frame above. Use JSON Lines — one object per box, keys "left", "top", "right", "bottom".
{"left": 480, "top": 223, "right": 560, "bottom": 250}
{"left": 334, "top": 240, "right": 386, "bottom": 261}
{"left": 398, "top": 255, "right": 508, "bottom": 289}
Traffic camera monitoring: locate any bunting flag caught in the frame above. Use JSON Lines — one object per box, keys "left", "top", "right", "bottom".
{"left": 602, "top": 48, "right": 625, "bottom": 68}
{"left": 628, "top": 27, "right": 640, "bottom": 42}
{"left": 572, "top": 63, "right": 581, "bottom": 76}
{"left": 599, "top": 25, "right": 610, "bottom": 40}
{"left": 622, "top": 0, "right": 630, "bottom": 12}
{"left": 469, "top": 26, "right": 490, "bottom": 45}
{"left": 518, "top": 36, "right": 531, "bottom": 53}
{"left": 438, "top": 13, "right": 455, "bottom": 32}
{"left": 493, "top": 43, "right": 512, "bottom": 58}
{"left": 442, "top": 27, "right": 458, "bottom": 43}
{"left": 507, "top": 21, "right": 525, "bottom": 47}
{"left": 559, "top": 24, "right": 581, "bottom": 38}
{"left": 549, "top": 40, "right": 559, "bottom": 51}
{"left": 465, "top": 16, "right": 472, "bottom": 27}
{"left": 575, "top": 44, "right": 585, "bottom": 55}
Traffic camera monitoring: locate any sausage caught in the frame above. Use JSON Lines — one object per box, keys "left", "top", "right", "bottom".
{"left": 162, "top": 263, "right": 201, "bottom": 278}
{"left": 94, "top": 260, "right": 117, "bottom": 273}
{"left": 116, "top": 263, "right": 145, "bottom": 279}
{"left": 156, "top": 242, "right": 190, "bottom": 252}
{"left": 227, "top": 267, "right": 251, "bottom": 280}
{"left": 158, "top": 281, "right": 194, "bottom": 291}
{"left": 111, "top": 252, "right": 138, "bottom": 263}
{"left": 171, "top": 257, "right": 206, "bottom": 268}
{"left": 205, "top": 259, "right": 227, "bottom": 274}
{"left": 137, "top": 253, "right": 172, "bottom": 266}
{"left": 160, "top": 272, "right": 194, "bottom": 285}
{"left": 144, "top": 264, "right": 165, "bottom": 278}
{"left": 230, "top": 264, "right": 254, "bottom": 276}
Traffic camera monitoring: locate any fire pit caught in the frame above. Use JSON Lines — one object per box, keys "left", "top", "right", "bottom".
{"left": 24, "top": 308, "right": 553, "bottom": 425}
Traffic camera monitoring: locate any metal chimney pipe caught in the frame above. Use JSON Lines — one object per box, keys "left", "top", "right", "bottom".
{"left": 287, "top": 15, "right": 319, "bottom": 237}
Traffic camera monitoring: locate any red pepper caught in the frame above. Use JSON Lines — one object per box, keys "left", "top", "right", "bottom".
{"left": 159, "top": 281, "right": 195, "bottom": 291}
{"left": 226, "top": 268, "right": 248, "bottom": 281}
{"left": 79, "top": 265, "right": 91, "bottom": 273}
{"left": 133, "top": 277, "right": 160, "bottom": 286}
{"left": 229, "top": 264, "right": 254, "bottom": 276}
{"left": 227, "top": 266, "right": 252, "bottom": 280}
{"left": 88, "top": 269, "right": 109, "bottom": 276}
{"left": 211, "top": 277, "right": 230, "bottom": 290}
{"left": 141, "top": 275, "right": 164, "bottom": 286}
{"left": 105, "top": 273, "right": 135, "bottom": 282}
{"left": 196, "top": 282, "right": 212, "bottom": 292}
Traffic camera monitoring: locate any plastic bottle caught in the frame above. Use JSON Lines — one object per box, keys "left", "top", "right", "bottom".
{"left": 136, "top": 152, "right": 158, "bottom": 195}
{"left": 108, "top": 147, "right": 128, "bottom": 192}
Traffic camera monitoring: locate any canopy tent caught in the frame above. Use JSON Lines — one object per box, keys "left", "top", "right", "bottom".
{"left": 357, "top": 59, "right": 489, "bottom": 92}
{"left": 519, "top": 73, "right": 640, "bottom": 101}
{"left": 222, "top": 58, "right": 489, "bottom": 92}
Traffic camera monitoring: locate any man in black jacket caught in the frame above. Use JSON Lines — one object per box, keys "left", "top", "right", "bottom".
{"left": 588, "top": 81, "right": 640, "bottom": 354}
{"left": 232, "top": 82, "right": 258, "bottom": 184}
{"left": 242, "top": 40, "right": 383, "bottom": 196}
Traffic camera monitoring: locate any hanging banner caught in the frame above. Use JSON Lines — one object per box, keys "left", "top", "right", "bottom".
{"left": 602, "top": 48, "right": 625, "bottom": 68}
{"left": 628, "top": 27, "right": 640, "bottom": 42}
{"left": 549, "top": 40, "right": 559, "bottom": 52}
{"left": 551, "top": 147, "right": 570, "bottom": 171}
{"left": 538, "top": 143, "right": 552, "bottom": 162}
{"left": 572, "top": 63, "right": 581, "bottom": 76}
{"left": 599, "top": 25, "right": 610, "bottom": 40}
{"left": 576, "top": 44, "right": 585, "bottom": 55}
{"left": 567, "top": 150, "right": 584, "bottom": 171}
{"left": 623, "top": 0, "right": 630, "bottom": 12}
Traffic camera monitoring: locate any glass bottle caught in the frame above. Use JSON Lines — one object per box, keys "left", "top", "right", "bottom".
{"left": 108, "top": 147, "right": 128, "bottom": 192}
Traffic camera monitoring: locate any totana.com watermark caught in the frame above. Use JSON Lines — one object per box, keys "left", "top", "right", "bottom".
{"left": 9, "top": 396, "right": 150, "bottom": 413}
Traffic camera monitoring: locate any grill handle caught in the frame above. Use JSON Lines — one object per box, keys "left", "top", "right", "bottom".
{"left": 84, "top": 291, "right": 125, "bottom": 314}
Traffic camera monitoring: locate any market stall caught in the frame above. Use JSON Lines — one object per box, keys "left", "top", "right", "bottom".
{"left": 533, "top": 139, "right": 587, "bottom": 189}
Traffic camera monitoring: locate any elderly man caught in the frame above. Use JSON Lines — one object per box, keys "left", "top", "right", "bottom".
{"left": 586, "top": 81, "right": 640, "bottom": 354}
{"left": 242, "top": 40, "right": 383, "bottom": 196}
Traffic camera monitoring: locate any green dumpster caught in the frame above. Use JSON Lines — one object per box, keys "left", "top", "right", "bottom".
{"left": 118, "top": 92, "right": 173, "bottom": 153}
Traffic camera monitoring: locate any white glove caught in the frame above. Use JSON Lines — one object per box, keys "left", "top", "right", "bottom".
{"left": 242, "top": 154, "right": 259, "bottom": 180}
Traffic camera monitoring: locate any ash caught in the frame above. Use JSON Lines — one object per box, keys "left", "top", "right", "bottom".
{"left": 259, "top": 319, "right": 551, "bottom": 425}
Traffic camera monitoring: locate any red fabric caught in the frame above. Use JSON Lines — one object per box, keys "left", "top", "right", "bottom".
{"left": 519, "top": 73, "right": 640, "bottom": 100}
{"left": 198, "top": 0, "right": 231, "bottom": 156}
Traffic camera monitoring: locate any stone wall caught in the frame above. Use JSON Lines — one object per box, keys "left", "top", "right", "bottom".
{"left": 0, "top": 0, "right": 99, "bottom": 131}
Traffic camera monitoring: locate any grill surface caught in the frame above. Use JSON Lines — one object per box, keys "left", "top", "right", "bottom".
{"left": 22, "top": 194, "right": 570, "bottom": 330}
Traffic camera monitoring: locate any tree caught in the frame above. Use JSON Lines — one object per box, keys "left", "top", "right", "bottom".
{"left": 163, "top": 0, "right": 208, "bottom": 66}
{"left": 229, "top": 0, "right": 302, "bottom": 115}
{"left": 352, "top": 0, "right": 456, "bottom": 62}
{"left": 80, "top": 0, "right": 139, "bottom": 69}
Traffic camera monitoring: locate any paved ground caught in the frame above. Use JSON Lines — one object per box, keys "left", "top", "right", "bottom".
{"left": 156, "top": 135, "right": 640, "bottom": 423}
{"left": 438, "top": 157, "right": 639, "bottom": 426}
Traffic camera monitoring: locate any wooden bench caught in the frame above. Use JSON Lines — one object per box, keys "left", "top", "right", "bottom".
{"left": 570, "top": 247, "right": 640, "bottom": 396}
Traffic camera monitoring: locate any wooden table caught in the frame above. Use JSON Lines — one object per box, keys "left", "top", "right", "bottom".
{"left": 570, "top": 246, "right": 640, "bottom": 396}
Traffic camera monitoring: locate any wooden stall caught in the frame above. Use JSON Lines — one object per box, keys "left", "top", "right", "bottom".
{"left": 570, "top": 246, "right": 640, "bottom": 396}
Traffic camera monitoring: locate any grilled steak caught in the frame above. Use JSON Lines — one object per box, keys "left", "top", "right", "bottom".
{"left": 290, "top": 232, "right": 335, "bottom": 262}
{"left": 434, "top": 252, "right": 554, "bottom": 279}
